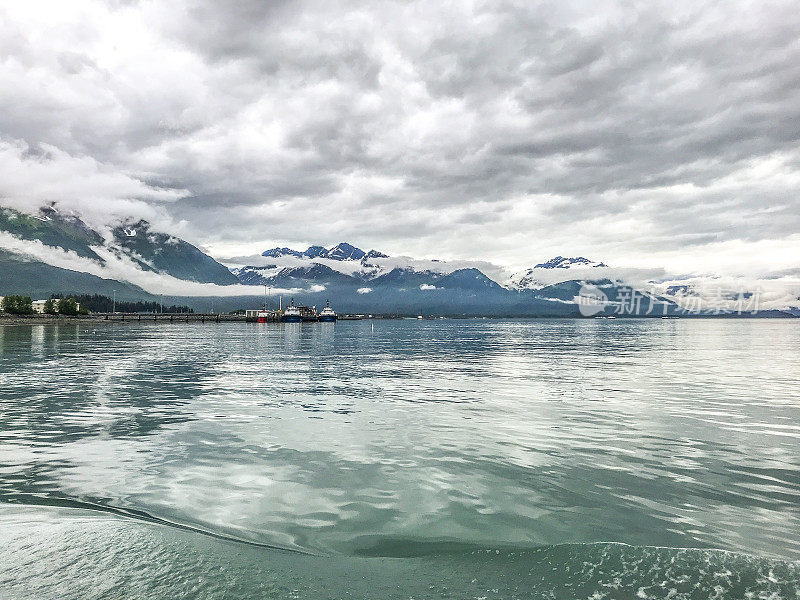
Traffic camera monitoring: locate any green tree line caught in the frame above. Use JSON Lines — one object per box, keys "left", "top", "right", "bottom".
{"left": 1, "top": 295, "right": 34, "bottom": 314}
{"left": 2, "top": 293, "right": 193, "bottom": 315}
{"left": 52, "top": 293, "right": 194, "bottom": 314}
{"left": 54, "top": 297, "right": 84, "bottom": 315}
{"left": 1, "top": 295, "right": 88, "bottom": 315}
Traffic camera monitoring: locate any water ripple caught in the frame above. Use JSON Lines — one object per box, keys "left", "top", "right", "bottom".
{"left": 1, "top": 319, "right": 799, "bottom": 562}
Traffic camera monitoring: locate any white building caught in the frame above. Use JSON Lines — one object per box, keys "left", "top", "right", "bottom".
{"left": 31, "top": 299, "right": 81, "bottom": 314}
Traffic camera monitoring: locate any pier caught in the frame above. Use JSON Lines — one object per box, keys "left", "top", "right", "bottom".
{"left": 98, "top": 312, "right": 258, "bottom": 323}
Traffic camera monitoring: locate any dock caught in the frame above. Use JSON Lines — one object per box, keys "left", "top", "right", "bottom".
{"left": 98, "top": 312, "right": 255, "bottom": 323}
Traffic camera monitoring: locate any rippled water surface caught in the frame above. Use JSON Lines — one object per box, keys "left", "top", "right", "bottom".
{"left": 1, "top": 319, "right": 799, "bottom": 598}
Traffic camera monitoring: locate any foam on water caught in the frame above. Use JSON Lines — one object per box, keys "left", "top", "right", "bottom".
{"left": 0, "top": 506, "right": 797, "bottom": 600}
{"left": 1, "top": 319, "right": 800, "bottom": 597}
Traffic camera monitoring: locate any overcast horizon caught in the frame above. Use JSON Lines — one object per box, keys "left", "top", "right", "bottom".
{"left": 1, "top": 1, "right": 799, "bottom": 276}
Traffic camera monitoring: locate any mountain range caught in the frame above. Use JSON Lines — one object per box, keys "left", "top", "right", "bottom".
{"left": 0, "top": 206, "right": 797, "bottom": 317}
{"left": 0, "top": 207, "right": 235, "bottom": 300}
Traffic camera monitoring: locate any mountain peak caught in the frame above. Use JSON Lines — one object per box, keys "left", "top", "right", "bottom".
{"left": 438, "top": 268, "right": 504, "bottom": 291}
{"left": 507, "top": 256, "right": 608, "bottom": 290}
{"left": 260, "top": 243, "right": 385, "bottom": 262}
{"left": 111, "top": 220, "right": 238, "bottom": 284}
{"left": 303, "top": 245, "right": 327, "bottom": 259}
{"left": 261, "top": 247, "right": 300, "bottom": 259}
{"left": 534, "top": 256, "right": 607, "bottom": 269}
{"left": 326, "top": 242, "right": 366, "bottom": 261}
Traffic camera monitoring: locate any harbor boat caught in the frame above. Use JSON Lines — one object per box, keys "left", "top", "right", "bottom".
{"left": 301, "top": 306, "right": 318, "bottom": 322}
{"left": 318, "top": 300, "right": 337, "bottom": 322}
{"left": 257, "top": 310, "right": 270, "bottom": 323}
{"left": 281, "top": 300, "right": 303, "bottom": 323}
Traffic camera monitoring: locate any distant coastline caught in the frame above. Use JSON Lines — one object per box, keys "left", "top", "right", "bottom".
{"left": 1, "top": 312, "right": 797, "bottom": 327}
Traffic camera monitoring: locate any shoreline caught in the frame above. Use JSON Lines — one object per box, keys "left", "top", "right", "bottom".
{"left": 0, "top": 314, "right": 118, "bottom": 326}
{"left": 0, "top": 313, "right": 796, "bottom": 327}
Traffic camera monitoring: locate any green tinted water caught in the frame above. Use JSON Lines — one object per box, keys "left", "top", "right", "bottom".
{"left": 1, "top": 319, "right": 798, "bottom": 598}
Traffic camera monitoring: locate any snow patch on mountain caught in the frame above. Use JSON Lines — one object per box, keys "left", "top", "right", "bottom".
{"left": 0, "top": 229, "right": 316, "bottom": 297}
{"left": 534, "top": 256, "right": 608, "bottom": 269}
{"left": 507, "top": 269, "right": 547, "bottom": 291}
{"left": 229, "top": 265, "right": 284, "bottom": 285}
{"left": 507, "top": 257, "right": 610, "bottom": 290}
{"left": 262, "top": 242, "right": 374, "bottom": 262}
{"left": 507, "top": 259, "right": 800, "bottom": 313}
{"left": 232, "top": 243, "right": 508, "bottom": 284}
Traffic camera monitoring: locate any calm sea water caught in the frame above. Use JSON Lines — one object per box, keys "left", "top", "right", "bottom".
{"left": 1, "top": 319, "right": 799, "bottom": 599}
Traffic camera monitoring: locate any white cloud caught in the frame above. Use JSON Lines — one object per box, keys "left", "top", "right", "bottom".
{"left": 224, "top": 251, "right": 509, "bottom": 283}
{"left": 0, "top": 231, "right": 313, "bottom": 297}
{"left": 356, "top": 287, "right": 372, "bottom": 294}
{"left": 0, "top": 139, "right": 187, "bottom": 235}
{"left": 652, "top": 274, "right": 800, "bottom": 312}
{"left": 0, "top": 1, "right": 799, "bottom": 275}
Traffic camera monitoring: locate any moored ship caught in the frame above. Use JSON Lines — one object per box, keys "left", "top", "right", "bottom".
{"left": 317, "top": 300, "right": 337, "bottom": 322}
{"left": 281, "top": 300, "right": 303, "bottom": 323}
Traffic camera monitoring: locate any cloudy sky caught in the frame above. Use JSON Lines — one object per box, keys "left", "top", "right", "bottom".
{"left": 1, "top": 0, "right": 799, "bottom": 275}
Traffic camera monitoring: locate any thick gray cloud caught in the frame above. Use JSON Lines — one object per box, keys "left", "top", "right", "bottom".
{"left": 0, "top": 0, "right": 798, "bottom": 274}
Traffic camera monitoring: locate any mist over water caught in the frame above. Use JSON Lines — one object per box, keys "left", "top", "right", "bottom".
{"left": 1, "top": 319, "right": 799, "bottom": 598}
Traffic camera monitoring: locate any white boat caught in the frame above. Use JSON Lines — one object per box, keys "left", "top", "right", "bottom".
{"left": 318, "top": 300, "right": 337, "bottom": 322}
{"left": 281, "top": 300, "right": 303, "bottom": 323}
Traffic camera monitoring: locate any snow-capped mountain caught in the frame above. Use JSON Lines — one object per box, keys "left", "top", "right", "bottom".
{"left": 241, "top": 248, "right": 615, "bottom": 292}
{"left": 235, "top": 243, "right": 460, "bottom": 286}
{"left": 232, "top": 263, "right": 362, "bottom": 286}
{"left": 261, "top": 242, "right": 387, "bottom": 262}
{"left": 534, "top": 256, "right": 608, "bottom": 269}
{"left": 508, "top": 256, "right": 608, "bottom": 290}
{"left": 232, "top": 248, "right": 799, "bottom": 316}
{"left": 0, "top": 207, "right": 238, "bottom": 299}
{"left": 507, "top": 270, "right": 546, "bottom": 291}
{"left": 1, "top": 211, "right": 796, "bottom": 317}
{"left": 229, "top": 249, "right": 690, "bottom": 315}
{"left": 110, "top": 219, "right": 239, "bottom": 284}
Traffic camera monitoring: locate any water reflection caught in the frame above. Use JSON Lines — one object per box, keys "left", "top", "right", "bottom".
{"left": 0, "top": 320, "right": 798, "bottom": 559}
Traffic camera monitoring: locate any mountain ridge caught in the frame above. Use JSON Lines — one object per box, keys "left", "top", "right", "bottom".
{"left": 0, "top": 209, "right": 797, "bottom": 317}
{"left": 261, "top": 242, "right": 387, "bottom": 263}
{"left": 0, "top": 207, "right": 237, "bottom": 286}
